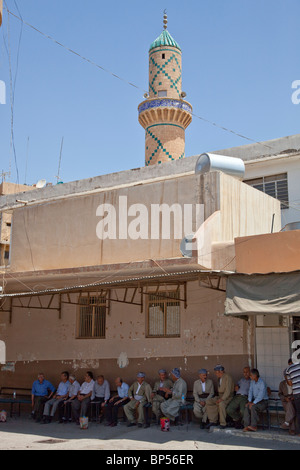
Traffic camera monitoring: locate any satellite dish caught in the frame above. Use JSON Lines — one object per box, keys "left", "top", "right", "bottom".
{"left": 36, "top": 179, "right": 47, "bottom": 189}
{"left": 181, "top": 91, "right": 187, "bottom": 98}
{"left": 143, "top": 93, "right": 149, "bottom": 99}
{"left": 180, "top": 234, "right": 195, "bottom": 258}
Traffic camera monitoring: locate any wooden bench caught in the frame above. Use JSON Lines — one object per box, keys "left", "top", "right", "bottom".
{"left": 0, "top": 387, "right": 32, "bottom": 417}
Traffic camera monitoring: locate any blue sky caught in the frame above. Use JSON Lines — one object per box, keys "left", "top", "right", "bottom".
{"left": 0, "top": 0, "right": 299, "bottom": 186}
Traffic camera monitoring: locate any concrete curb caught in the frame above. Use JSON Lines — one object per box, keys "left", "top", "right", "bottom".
{"left": 211, "top": 426, "right": 300, "bottom": 445}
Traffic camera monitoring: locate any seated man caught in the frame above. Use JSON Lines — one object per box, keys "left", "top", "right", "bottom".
{"left": 42, "top": 371, "right": 70, "bottom": 423}
{"left": 71, "top": 371, "right": 95, "bottom": 424}
{"left": 92, "top": 375, "right": 110, "bottom": 421}
{"left": 226, "top": 366, "right": 251, "bottom": 429}
{"left": 31, "top": 372, "right": 56, "bottom": 422}
{"left": 150, "top": 369, "right": 173, "bottom": 425}
{"left": 58, "top": 375, "right": 81, "bottom": 423}
{"left": 124, "top": 372, "right": 152, "bottom": 428}
{"left": 278, "top": 369, "right": 296, "bottom": 434}
{"left": 193, "top": 368, "right": 214, "bottom": 428}
{"left": 160, "top": 368, "right": 187, "bottom": 423}
{"left": 105, "top": 377, "right": 130, "bottom": 427}
{"left": 243, "top": 368, "right": 269, "bottom": 432}
{"left": 206, "top": 365, "right": 234, "bottom": 429}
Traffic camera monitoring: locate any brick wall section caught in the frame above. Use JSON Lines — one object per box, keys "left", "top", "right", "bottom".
{"left": 149, "top": 47, "right": 182, "bottom": 99}
{"left": 145, "top": 124, "right": 185, "bottom": 165}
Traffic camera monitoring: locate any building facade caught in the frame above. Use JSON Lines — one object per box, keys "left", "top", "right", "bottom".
{"left": 0, "top": 16, "right": 299, "bottom": 400}
{"left": 0, "top": 182, "right": 34, "bottom": 267}
{"left": 211, "top": 134, "right": 300, "bottom": 227}
{"left": 0, "top": 164, "right": 280, "bottom": 391}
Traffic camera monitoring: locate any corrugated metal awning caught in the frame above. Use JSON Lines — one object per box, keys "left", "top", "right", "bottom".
{"left": 0, "top": 257, "right": 232, "bottom": 299}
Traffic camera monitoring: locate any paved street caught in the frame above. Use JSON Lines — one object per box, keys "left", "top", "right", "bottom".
{"left": 0, "top": 417, "right": 299, "bottom": 451}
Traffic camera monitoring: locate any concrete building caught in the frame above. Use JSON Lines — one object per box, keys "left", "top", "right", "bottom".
{"left": 0, "top": 134, "right": 299, "bottom": 392}
{"left": 0, "top": 16, "right": 299, "bottom": 398}
{"left": 218, "top": 134, "right": 300, "bottom": 391}
{"left": 211, "top": 134, "right": 300, "bottom": 227}
{"left": 0, "top": 157, "right": 281, "bottom": 391}
{"left": 0, "top": 182, "right": 35, "bottom": 267}
{"left": 226, "top": 230, "right": 300, "bottom": 390}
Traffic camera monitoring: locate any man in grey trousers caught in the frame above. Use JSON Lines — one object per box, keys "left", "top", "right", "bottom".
{"left": 243, "top": 368, "right": 269, "bottom": 432}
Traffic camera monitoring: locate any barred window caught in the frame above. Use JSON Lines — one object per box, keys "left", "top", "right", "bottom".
{"left": 147, "top": 291, "right": 180, "bottom": 338}
{"left": 245, "top": 173, "right": 288, "bottom": 209}
{"left": 77, "top": 296, "right": 106, "bottom": 339}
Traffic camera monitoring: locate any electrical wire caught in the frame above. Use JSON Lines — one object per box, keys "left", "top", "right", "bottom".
{"left": 2, "top": 7, "right": 19, "bottom": 183}
{"left": 1, "top": 3, "right": 297, "bottom": 299}
{"left": 0, "top": 206, "right": 296, "bottom": 298}
{"left": 2, "top": 0, "right": 24, "bottom": 185}
{"left": 4, "top": 6, "right": 147, "bottom": 93}
{"left": 3, "top": 5, "right": 274, "bottom": 152}
{"left": 0, "top": 235, "right": 256, "bottom": 297}
{"left": 191, "top": 112, "right": 273, "bottom": 150}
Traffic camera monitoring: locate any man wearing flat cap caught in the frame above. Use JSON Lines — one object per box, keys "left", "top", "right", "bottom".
{"left": 124, "top": 372, "right": 152, "bottom": 428}
{"left": 193, "top": 369, "right": 215, "bottom": 428}
{"left": 206, "top": 365, "right": 234, "bottom": 429}
{"left": 160, "top": 368, "right": 187, "bottom": 422}
{"left": 151, "top": 369, "right": 173, "bottom": 424}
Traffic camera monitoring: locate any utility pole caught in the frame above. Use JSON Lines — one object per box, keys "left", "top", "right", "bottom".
{"left": 1, "top": 170, "right": 10, "bottom": 184}
{"left": 55, "top": 137, "right": 64, "bottom": 184}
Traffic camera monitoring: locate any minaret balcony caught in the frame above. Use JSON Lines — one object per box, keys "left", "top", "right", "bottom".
{"left": 138, "top": 97, "right": 192, "bottom": 130}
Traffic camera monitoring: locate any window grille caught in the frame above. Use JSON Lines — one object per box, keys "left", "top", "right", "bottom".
{"left": 245, "top": 173, "right": 288, "bottom": 209}
{"left": 147, "top": 291, "right": 180, "bottom": 338}
{"left": 77, "top": 295, "right": 106, "bottom": 339}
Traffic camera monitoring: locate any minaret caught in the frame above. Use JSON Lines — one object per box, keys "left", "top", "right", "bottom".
{"left": 138, "top": 13, "right": 192, "bottom": 166}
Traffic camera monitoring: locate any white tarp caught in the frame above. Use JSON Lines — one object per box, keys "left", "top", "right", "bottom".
{"left": 225, "top": 272, "right": 300, "bottom": 317}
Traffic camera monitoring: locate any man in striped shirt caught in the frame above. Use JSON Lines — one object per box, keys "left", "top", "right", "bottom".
{"left": 286, "top": 361, "right": 300, "bottom": 436}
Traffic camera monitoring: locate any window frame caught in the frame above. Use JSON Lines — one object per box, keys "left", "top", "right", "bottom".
{"left": 146, "top": 290, "right": 181, "bottom": 338}
{"left": 76, "top": 294, "right": 107, "bottom": 339}
{"left": 244, "top": 173, "right": 289, "bottom": 210}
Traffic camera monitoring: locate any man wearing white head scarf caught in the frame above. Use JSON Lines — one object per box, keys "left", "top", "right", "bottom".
{"left": 151, "top": 369, "right": 173, "bottom": 423}
{"left": 206, "top": 365, "right": 234, "bottom": 429}
{"left": 124, "top": 372, "right": 152, "bottom": 428}
{"left": 193, "top": 368, "right": 215, "bottom": 427}
{"left": 160, "top": 368, "right": 187, "bottom": 422}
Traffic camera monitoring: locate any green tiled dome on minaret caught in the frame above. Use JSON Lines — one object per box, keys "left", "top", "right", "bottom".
{"left": 138, "top": 12, "right": 192, "bottom": 166}
{"left": 149, "top": 30, "right": 181, "bottom": 52}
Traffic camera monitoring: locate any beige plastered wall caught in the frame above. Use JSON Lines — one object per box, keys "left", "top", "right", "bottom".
{"left": 0, "top": 282, "right": 254, "bottom": 389}
{"left": 10, "top": 174, "right": 203, "bottom": 272}
{"left": 195, "top": 172, "right": 281, "bottom": 269}
{"left": 235, "top": 230, "right": 300, "bottom": 274}
{"left": 9, "top": 172, "right": 281, "bottom": 273}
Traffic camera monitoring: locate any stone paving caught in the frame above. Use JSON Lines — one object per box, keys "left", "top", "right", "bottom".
{"left": 0, "top": 416, "right": 299, "bottom": 451}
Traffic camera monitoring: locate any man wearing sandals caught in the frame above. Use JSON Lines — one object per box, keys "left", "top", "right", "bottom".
{"left": 243, "top": 368, "right": 268, "bottom": 432}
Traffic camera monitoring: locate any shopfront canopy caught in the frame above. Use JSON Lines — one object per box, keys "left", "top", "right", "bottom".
{"left": 225, "top": 271, "right": 300, "bottom": 318}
